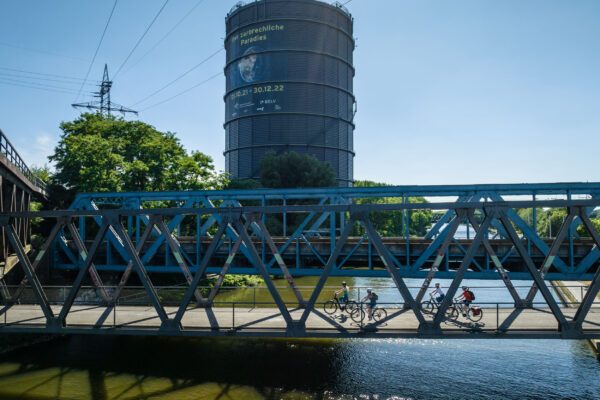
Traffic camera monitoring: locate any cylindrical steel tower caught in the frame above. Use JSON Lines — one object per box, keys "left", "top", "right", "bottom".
{"left": 224, "top": 0, "right": 355, "bottom": 186}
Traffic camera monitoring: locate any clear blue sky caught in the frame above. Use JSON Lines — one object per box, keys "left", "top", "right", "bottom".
{"left": 1, "top": 0, "right": 599, "bottom": 185}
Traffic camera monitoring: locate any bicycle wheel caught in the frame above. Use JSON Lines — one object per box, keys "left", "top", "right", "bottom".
{"left": 324, "top": 300, "right": 337, "bottom": 315}
{"left": 422, "top": 301, "right": 435, "bottom": 314}
{"left": 445, "top": 306, "right": 458, "bottom": 320}
{"left": 468, "top": 307, "right": 483, "bottom": 322}
{"left": 351, "top": 308, "right": 365, "bottom": 323}
{"left": 345, "top": 300, "right": 358, "bottom": 314}
{"left": 372, "top": 307, "right": 388, "bottom": 322}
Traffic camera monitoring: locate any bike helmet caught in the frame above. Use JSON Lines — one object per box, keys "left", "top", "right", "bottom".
{"left": 462, "top": 286, "right": 468, "bottom": 290}
{"left": 342, "top": 281, "right": 347, "bottom": 286}
{"left": 367, "top": 288, "right": 372, "bottom": 293}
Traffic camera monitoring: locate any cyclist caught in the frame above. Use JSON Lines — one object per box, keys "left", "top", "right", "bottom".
{"left": 455, "top": 286, "right": 475, "bottom": 316}
{"left": 430, "top": 282, "right": 445, "bottom": 304}
{"left": 361, "top": 288, "right": 378, "bottom": 320}
{"left": 335, "top": 281, "right": 351, "bottom": 310}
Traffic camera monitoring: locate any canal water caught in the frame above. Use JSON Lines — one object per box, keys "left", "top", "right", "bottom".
{"left": 0, "top": 277, "right": 598, "bottom": 399}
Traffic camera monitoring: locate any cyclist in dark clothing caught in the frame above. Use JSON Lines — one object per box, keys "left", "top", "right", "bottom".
{"left": 361, "top": 288, "right": 378, "bottom": 320}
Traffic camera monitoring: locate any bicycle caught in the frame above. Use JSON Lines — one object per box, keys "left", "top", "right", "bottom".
{"left": 446, "top": 299, "right": 484, "bottom": 322}
{"left": 350, "top": 303, "right": 388, "bottom": 323}
{"left": 422, "top": 294, "right": 458, "bottom": 319}
{"left": 323, "top": 293, "right": 358, "bottom": 315}
{"left": 422, "top": 293, "right": 444, "bottom": 314}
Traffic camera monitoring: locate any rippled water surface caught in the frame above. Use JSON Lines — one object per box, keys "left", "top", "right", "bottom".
{"left": 0, "top": 335, "right": 598, "bottom": 399}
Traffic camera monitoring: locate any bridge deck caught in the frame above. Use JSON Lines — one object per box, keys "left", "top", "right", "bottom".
{"left": 2, "top": 304, "right": 599, "bottom": 339}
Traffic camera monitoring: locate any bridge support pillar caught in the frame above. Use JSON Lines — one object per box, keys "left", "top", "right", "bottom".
{"left": 46, "top": 317, "right": 64, "bottom": 333}
{"left": 560, "top": 321, "right": 582, "bottom": 339}
{"left": 418, "top": 321, "right": 442, "bottom": 337}
{"left": 160, "top": 319, "right": 183, "bottom": 333}
{"left": 287, "top": 321, "right": 306, "bottom": 336}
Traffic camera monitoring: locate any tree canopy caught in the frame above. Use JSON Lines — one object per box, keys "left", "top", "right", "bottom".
{"left": 49, "top": 113, "right": 227, "bottom": 194}
{"left": 259, "top": 151, "right": 336, "bottom": 188}
{"left": 353, "top": 180, "right": 433, "bottom": 236}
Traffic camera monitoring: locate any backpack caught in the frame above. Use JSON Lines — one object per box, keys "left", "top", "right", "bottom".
{"left": 371, "top": 293, "right": 379, "bottom": 301}
{"left": 466, "top": 290, "right": 475, "bottom": 301}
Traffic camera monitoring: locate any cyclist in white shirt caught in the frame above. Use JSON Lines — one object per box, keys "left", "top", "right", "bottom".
{"left": 430, "top": 283, "right": 445, "bottom": 303}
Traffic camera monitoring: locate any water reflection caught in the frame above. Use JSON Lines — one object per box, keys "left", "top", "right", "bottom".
{"left": 0, "top": 335, "right": 346, "bottom": 400}
{"left": 0, "top": 334, "right": 598, "bottom": 400}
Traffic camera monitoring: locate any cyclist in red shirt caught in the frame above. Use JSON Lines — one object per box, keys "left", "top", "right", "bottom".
{"left": 456, "top": 286, "right": 475, "bottom": 316}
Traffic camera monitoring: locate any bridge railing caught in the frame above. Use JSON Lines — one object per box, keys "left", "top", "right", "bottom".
{"left": 1, "top": 294, "right": 598, "bottom": 337}
{"left": 1, "top": 284, "right": 595, "bottom": 307}
{"left": 0, "top": 129, "right": 46, "bottom": 192}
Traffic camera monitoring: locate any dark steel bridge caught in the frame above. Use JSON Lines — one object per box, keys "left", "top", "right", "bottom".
{"left": 0, "top": 191, "right": 599, "bottom": 339}
{"left": 0, "top": 128, "right": 46, "bottom": 279}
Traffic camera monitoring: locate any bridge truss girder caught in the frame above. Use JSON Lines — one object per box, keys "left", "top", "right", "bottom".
{"left": 0, "top": 198, "right": 599, "bottom": 339}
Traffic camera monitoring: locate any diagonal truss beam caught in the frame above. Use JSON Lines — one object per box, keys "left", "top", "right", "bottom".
{"left": 525, "top": 209, "right": 577, "bottom": 303}
{"left": 498, "top": 210, "right": 568, "bottom": 327}
{"left": 414, "top": 212, "right": 463, "bottom": 304}
{"left": 206, "top": 220, "right": 250, "bottom": 303}
{"left": 2, "top": 221, "right": 54, "bottom": 323}
{"left": 173, "top": 221, "right": 228, "bottom": 325}
{"left": 58, "top": 223, "right": 110, "bottom": 324}
{"left": 252, "top": 216, "right": 304, "bottom": 305}
{"left": 466, "top": 211, "right": 524, "bottom": 307}
{"left": 110, "top": 217, "right": 169, "bottom": 325}
{"left": 573, "top": 211, "right": 600, "bottom": 325}
{"left": 232, "top": 218, "right": 295, "bottom": 327}
{"left": 299, "top": 218, "right": 355, "bottom": 325}
{"left": 1, "top": 219, "right": 64, "bottom": 310}
{"left": 154, "top": 217, "right": 203, "bottom": 303}
{"left": 361, "top": 216, "right": 425, "bottom": 324}
{"left": 432, "top": 210, "right": 495, "bottom": 328}
{"left": 65, "top": 222, "right": 110, "bottom": 302}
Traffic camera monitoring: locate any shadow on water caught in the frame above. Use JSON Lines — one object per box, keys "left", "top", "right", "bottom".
{"left": 0, "top": 333, "right": 600, "bottom": 400}
{"left": 0, "top": 334, "right": 348, "bottom": 400}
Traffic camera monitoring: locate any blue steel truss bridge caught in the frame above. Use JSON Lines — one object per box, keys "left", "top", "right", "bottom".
{"left": 0, "top": 183, "right": 600, "bottom": 339}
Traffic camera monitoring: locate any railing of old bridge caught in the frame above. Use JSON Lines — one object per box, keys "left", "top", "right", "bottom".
{"left": 0, "top": 129, "right": 46, "bottom": 192}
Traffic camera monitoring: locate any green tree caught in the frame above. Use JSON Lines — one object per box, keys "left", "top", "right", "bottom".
{"left": 30, "top": 165, "right": 51, "bottom": 184}
{"left": 49, "top": 113, "right": 227, "bottom": 194}
{"left": 353, "top": 180, "right": 432, "bottom": 236}
{"left": 577, "top": 218, "right": 600, "bottom": 237}
{"left": 259, "top": 151, "right": 336, "bottom": 188}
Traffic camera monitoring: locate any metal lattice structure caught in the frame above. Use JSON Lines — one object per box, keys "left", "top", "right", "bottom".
{"left": 59, "top": 183, "right": 600, "bottom": 280}
{"left": 0, "top": 191, "right": 599, "bottom": 338}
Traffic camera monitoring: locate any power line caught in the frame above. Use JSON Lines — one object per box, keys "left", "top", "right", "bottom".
{"left": 0, "top": 66, "right": 94, "bottom": 82}
{"left": 132, "top": 47, "right": 223, "bottom": 106}
{"left": 0, "top": 76, "right": 83, "bottom": 93}
{"left": 140, "top": 71, "right": 221, "bottom": 111}
{"left": 0, "top": 72, "right": 97, "bottom": 87}
{"left": 74, "top": 0, "right": 119, "bottom": 101}
{"left": 112, "top": 0, "right": 170, "bottom": 80}
{"left": 0, "top": 79, "right": 81, "bottom": 95}
{"left": 0, "top": 41, "right": 87, "bottom": 62}
{"left": 123, "top": 0, "right": 207, "bottom": 75}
